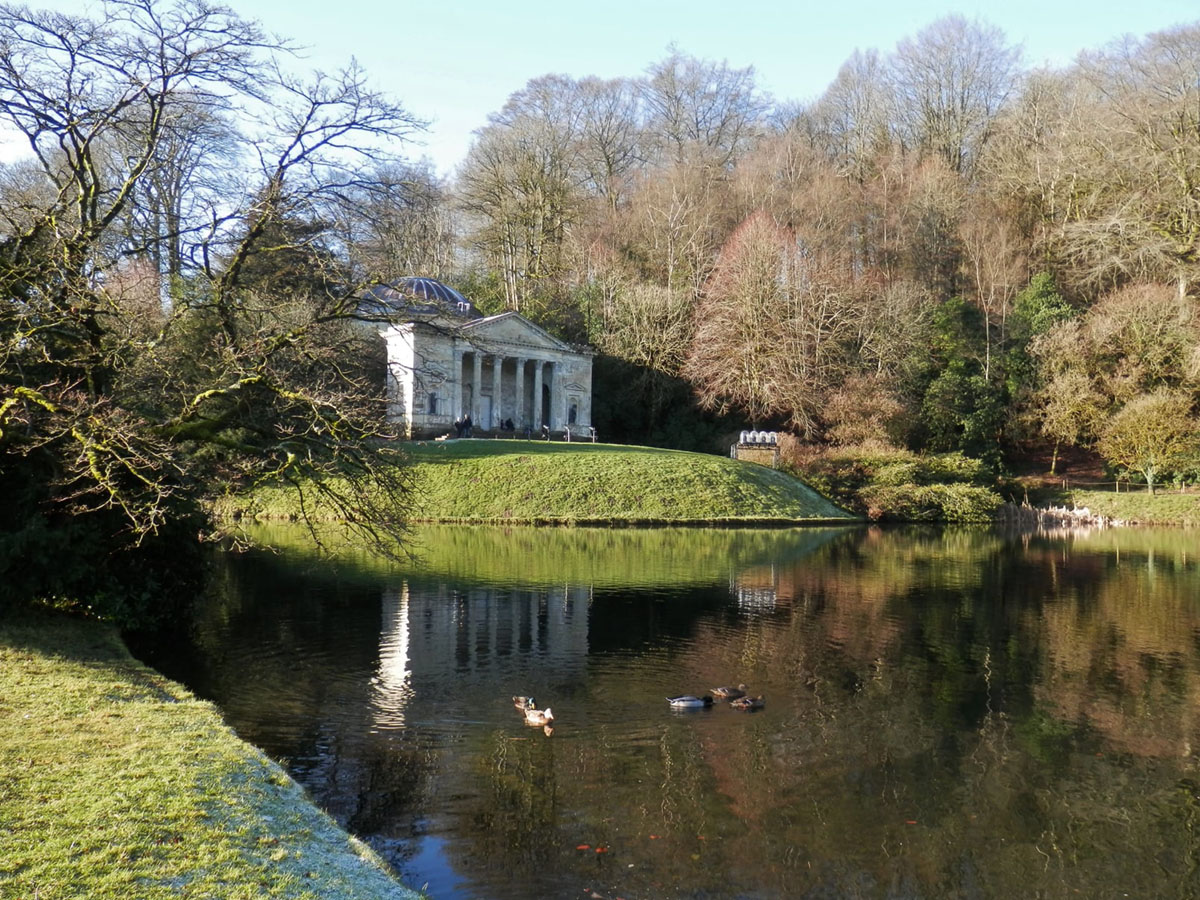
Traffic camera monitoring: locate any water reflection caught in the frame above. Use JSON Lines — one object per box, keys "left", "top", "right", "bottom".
{"left": 372, "top": 581, "right": 592, "bottom": 732}
{"left": 135, "top": 524, "right": 1200, "bottom": 899}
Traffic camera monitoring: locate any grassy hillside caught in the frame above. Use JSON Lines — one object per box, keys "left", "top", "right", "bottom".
{"left": 229, "top": 439, "right": 853, "bottom": 525}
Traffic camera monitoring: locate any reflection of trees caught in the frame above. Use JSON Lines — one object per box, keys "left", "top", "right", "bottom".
{"left": 540, "top": 525, "right": 1200, "bottom": 896}
{"left": 1033, "top": 538, "right": 1200, "bottom": 759}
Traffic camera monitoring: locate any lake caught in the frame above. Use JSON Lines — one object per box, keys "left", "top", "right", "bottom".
{"left": 135, "top": 523, "right": 1200, "bottom": 899}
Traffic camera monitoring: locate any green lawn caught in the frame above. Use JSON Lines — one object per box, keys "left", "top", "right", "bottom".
{"left": 229, "top": 439, "right": 853, "bottom": 525}
{"left": 0, "top": 610, "right": 420, "bottom": 900}
{"left": 1063, "top": 487, "right": 1200, "bottom": 526}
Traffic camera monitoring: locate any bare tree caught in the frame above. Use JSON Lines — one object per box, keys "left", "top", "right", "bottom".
{"left": 811, "top": 49, "right": 895, "bottom": 180}
{"left": 980, "top": 67, "right": 1089, "bottom": 257}
{"left": 458, "top": 75, "right": 586, "bottom": 310}
{"left": 594, "top": 281, "right": 693, "bottom": 377}
{"left": 641, "top": 47, "right": 769, "bottom": 169}
{"left": 889, "top": 15, "right": 1021, "bottom": 173}
{"left": 113, "top": 95, "right": 240, "bottom": 291}
{"left": 1065, "top": 25, "right": 1200, "bottom": 297}
{"left": 621, "top": 160, "right": 732, "bottom": 297}
{"left": 577, "top": 76, "right": 644, "bottom": 210}
{"left": 338, "top": 161, "right": 455, "bottom": 281}
{"left": 684, "top": 211, "right": 857, "bottom": 435}
{"left": 960, "top": 202, "right": 1027, "bottom": 378}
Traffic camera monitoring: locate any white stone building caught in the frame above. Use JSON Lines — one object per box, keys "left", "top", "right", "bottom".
{"left": 366, "top": 277, "right": 594, "bottom": 439}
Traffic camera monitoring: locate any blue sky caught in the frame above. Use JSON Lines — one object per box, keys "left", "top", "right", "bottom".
{"left": 19, "top": 0, "right": 1200, "bottom": 175}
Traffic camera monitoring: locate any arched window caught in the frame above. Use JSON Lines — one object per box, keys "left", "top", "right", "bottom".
{"left": 568, "top": 403, "right": 578, "bottom": 425}
{"left": 428, "top": 393, "right": 438, "bottom": 415}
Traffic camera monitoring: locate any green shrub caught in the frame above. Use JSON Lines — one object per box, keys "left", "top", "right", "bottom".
{"left": 911, "top": 452, "right": 993, "bottom": 485}
{"left": 785, "top": 444, "right": 1001, "bottom": 522}
{"left": 861, "top": 483, "right": 1003, "bottom": 522}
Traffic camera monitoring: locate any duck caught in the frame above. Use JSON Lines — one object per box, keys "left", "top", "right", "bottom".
{"left": 667, "top": 695, "right": 714, "bottom": 708}
{"left": 512, "top": 695, "right": 537, "bottom": 710}
{"left": 524, "top": 706, "right": 554, "bottom": 726}
{"left": 711, "top": 683, "right": 748, "bottom": 700}
{"left": 730, "top": 695, "right": 765, "bottom": 711}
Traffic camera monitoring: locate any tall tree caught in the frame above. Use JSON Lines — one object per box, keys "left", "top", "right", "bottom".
{"left": 889, "top": 15, "right": 1021, "bottom": 173}
{"left": 1065, "top": 25, "right": 1200, "bottom": 297}
{"left": 0, "top": 0, "right": 423, "bottom": 613}
{"left": 641, "top": 48, "right": 769, "bottom": 169}
{"left": 458, "top": 75, "right": 586, "bottom": 311}
{"left": 338, "top": 162, "right": 455, "bottom": 281}
{"left": 811, "top": 49, "right": 894, "bottom": 180}
{"left": 577, "top": 76, "right": 644, "bottom": 210}
{"left": 684, "top": 211, "right": 856, "bottom": 435}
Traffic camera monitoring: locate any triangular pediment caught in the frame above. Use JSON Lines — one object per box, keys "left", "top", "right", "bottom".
{"left": 461, "top": 311, "right": 582, "bottom": 355}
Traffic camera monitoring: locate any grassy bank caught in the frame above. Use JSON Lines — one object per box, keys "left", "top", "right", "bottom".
{"left": 1061, "top": 488, "right": 1200, "bottom": 526}
{"left": 0, "top": 610, "right": 419, "bottom": 900}
{"left": 224, "top": 439, "right": 853, "bottom": 525}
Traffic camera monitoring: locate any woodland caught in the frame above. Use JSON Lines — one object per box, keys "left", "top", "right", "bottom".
{"left": 2, "top": 1, "right": 1199, "bottom": 613}
{"left": 449, "top": 19, "right": 1200, "bottom": 487}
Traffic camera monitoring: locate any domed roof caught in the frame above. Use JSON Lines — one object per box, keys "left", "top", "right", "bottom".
{"left": 362, "top": 277, "right": 479, "bottom": 320}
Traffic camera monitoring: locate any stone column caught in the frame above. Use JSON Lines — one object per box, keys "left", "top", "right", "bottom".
{"left": 514, "top": 357, "right": 525, "bottom": 429}
{"left": 451, "top": 347, "right": 463, "bottom": 419}
{"left": 471, "top": 351, "right": 483, "bottom": 425}
{"left": 546, "top": 361, "right": 558, "bottom": 431}
{"left": 532, "top": 360, "right": 543, "bottom": 429}
{"left": 491, "top": 355, "right": 502, "bottom": 429}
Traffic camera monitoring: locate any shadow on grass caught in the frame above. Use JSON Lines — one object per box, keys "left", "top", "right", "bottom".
{"left": 0, "top": 606, "right": 192, "bottom": 706}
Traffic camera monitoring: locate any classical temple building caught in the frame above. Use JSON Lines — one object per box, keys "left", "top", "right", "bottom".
{"left": 365, "top": 277, "right": 594, "bottom": 439}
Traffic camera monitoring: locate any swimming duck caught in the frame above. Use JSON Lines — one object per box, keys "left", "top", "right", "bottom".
{"left": 730, "top": 694, "right": 765, "bottom": 710}
{"left": 524, "top": 706, "right": 554, "bottom": 726}
{"left": 667, "top": 695, "right": 714, "bottom": 708}
{"left": 711, "top": 684, "right": 748, "bottom": 700}
{"left": 512, "top": 695, "right": 537, "bottom": 710}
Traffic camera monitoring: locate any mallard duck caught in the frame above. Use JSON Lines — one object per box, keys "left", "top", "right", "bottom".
{"left": 524, "top": 706, "right": 554, "bottom": 726}
{"left": 512, "top": 695, "right": 537, "bottom": 710}
{"left": 667, "top": 695, "right": 714, "bottom": 708}
{"left": 730, "top": 694, "right": 765, "bottom": 710}
{"left": 711, "top": 683, "right": 748, "bottom": 700}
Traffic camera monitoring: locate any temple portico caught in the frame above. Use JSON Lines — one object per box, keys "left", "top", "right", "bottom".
{"left": 452, "top": 351, "right": 567, "bottom": 432}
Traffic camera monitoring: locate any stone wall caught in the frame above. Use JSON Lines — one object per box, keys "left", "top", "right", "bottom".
{"left": 736, "top": 445, "right": 780, "bottom": 468}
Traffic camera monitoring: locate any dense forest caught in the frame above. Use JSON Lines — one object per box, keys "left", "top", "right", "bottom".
{"left": 1, "top": 1, "right": 1198, "bottom": 611}
{"left": 446, "top": 18, "right": 1200, "bottom": 481}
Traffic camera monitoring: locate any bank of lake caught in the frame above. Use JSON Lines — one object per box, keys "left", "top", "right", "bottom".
{"left": 0, "top": 609, "right": 423, "bottom": 900}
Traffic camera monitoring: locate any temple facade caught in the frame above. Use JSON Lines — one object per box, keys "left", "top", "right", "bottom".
{"left": 369, "top": 278, "right": 594, "bottom": 439}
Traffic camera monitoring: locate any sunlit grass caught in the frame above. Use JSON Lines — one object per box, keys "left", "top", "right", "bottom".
{"left": 1064, "top": 488, "right": 1200, "bottom": 526}
{"left": 0, "top": 610, "right": 420, "bottom": 900}
{"left": 226, "top": 439, "right": 854, "bottom": 525}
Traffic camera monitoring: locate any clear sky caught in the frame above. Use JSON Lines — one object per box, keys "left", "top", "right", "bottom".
{"left": 17, "top": 0, "right": 1200, "bottom": 176}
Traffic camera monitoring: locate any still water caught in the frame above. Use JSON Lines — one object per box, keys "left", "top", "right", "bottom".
{"left": 140, "top": 524, "right": 1200, "bottom": 899}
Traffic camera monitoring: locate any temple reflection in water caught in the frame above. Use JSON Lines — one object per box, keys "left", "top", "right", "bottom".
{"left": 374, "top": 581, "right": 592, "bottom": 727}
